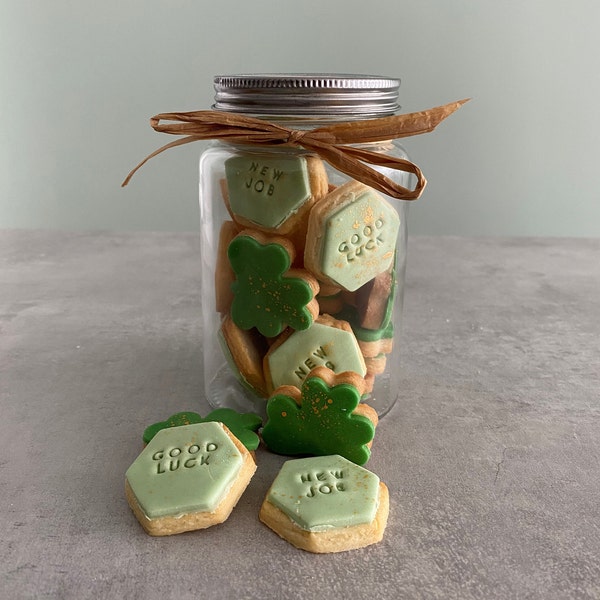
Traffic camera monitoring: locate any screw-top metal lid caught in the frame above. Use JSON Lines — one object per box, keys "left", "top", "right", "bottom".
{"left": 213, "top": 74, "right": 400, "bottom": 118}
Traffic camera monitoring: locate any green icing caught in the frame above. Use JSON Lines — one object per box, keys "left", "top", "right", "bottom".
{"left": 225, "top": 155, "right": 310, "bottom": 228}
{"left": 267, "top": 321, "right": 366, "bottom": 390}
{"left": 319, "top": 189, "right": 400, "bottom": 291}
{"left": 142, "top": 409, "right": 262, "bottom": 451}
{"left": 262, "top": 372, "right": 375, "bottom": 465}
{"left": 126, "top": 422, "right": 243, "bottom": 519}
{"left": 267, "top": 455, "right": 380, "bottom": 531}
{"left": 203, "top": 409, "right": 262, "bottom": 451}
{"left": 143, "top": 412, "right": 203, "bottom": 444}
{"left": 228, "top": 234, "right": 315, "bottom": 337}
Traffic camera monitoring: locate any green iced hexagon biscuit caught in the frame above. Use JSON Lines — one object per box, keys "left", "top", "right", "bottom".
{"left": 224, "top": 154, "right": 311, "bottom": 229}
{"left": 125, "top": 422, "right": 256, "bottom": 536}
{"left": 259, "top": 455, "right": 389, "bottom": 553}
{"left": 263, "top": 315, "right": 366, "bottom": 393}
{"left": 305, "top": 180, "right": 400, "bottom": 292}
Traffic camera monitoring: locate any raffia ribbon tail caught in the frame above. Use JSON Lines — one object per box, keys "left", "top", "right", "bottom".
{"left": 305, "top": 140, "right": 427, "bottom": 200}
{"left": 121, "top": 136, "right": 204, "bottom": 188}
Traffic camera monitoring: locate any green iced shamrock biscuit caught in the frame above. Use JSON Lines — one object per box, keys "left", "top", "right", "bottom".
{"left": 228, "top": 231, "right": 319, "bottom": 337}
{"left": 261, "top": 367, "right": 377, "bottom": 465}
{"left": 142, "top": 409, "right": 262, "bottom": 451}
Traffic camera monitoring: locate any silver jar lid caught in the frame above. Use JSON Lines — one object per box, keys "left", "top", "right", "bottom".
{"left": 213, "top": 73, "right": 400, "bottom": 118}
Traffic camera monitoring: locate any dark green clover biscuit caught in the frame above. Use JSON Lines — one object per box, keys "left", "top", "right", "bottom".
{"left": 142, "top": 409, "right": 262, "bottom": 451}
{"left": 261, "top": 367, "right": 377, "bottom": 466}
{"left": 228, "top": 232, "right": 319, "bottom": 338}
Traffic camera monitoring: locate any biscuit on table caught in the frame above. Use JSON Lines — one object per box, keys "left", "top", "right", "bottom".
{"left": 125, "top": 422, "right": 256, "bottom": 536}
{"left": 262, "top": 366, "right": 378, "bottom": 466}
{"left": 259, "top": 455, "right": 389, "bottom": 553}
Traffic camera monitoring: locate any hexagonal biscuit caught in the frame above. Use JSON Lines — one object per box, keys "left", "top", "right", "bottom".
{"left": 263, "top": 314, "right": 366, "bottom": 393}
{"left": 259, "top": 455, "right": 389, "bottom": 553}
{"left": 223, "top": 153, "right": 328, "bottom": 255}
{"left": 125, "top": 422, "right": 256, "bottom": 536}
{"left": 304, "top": 180, "right": 400, "bottom": 291}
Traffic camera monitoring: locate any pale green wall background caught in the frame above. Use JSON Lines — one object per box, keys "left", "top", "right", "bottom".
{"left": 2, "top": 0, "right": 599, "bottom": 236}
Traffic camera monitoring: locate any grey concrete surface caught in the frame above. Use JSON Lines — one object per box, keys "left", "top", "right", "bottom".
{"left": 1, "top": 231, "right": 599, "bottom": 600}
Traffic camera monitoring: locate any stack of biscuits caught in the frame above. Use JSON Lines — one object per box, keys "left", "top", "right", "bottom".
{"left": 216, "top": 152, "right": 400, "bottom": 404}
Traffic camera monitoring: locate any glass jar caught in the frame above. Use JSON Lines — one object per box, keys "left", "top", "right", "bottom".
{"left": 199, "top": 74, "right": 413, "bottom": 417}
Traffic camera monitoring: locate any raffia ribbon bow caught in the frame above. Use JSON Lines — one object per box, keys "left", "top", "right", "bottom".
{"left": 122, "top": 99, "right": 469, "bottom": 200}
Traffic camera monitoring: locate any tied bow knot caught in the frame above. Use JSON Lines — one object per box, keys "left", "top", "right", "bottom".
{"left": 285, "top": 129, "right": 307, "bottom": 145}
{"left": 122, "top": 99, "right": 469, "bottom": 200}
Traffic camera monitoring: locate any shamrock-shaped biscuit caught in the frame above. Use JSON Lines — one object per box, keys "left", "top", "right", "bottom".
{"left": 261, "top": 367, "right": 378, "bottom": 465}
{"left": 228, "top": 231, "right": 319, "bottom": 337}
{"left": 142, "top": 409, "right": 263, "bottom": 451}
